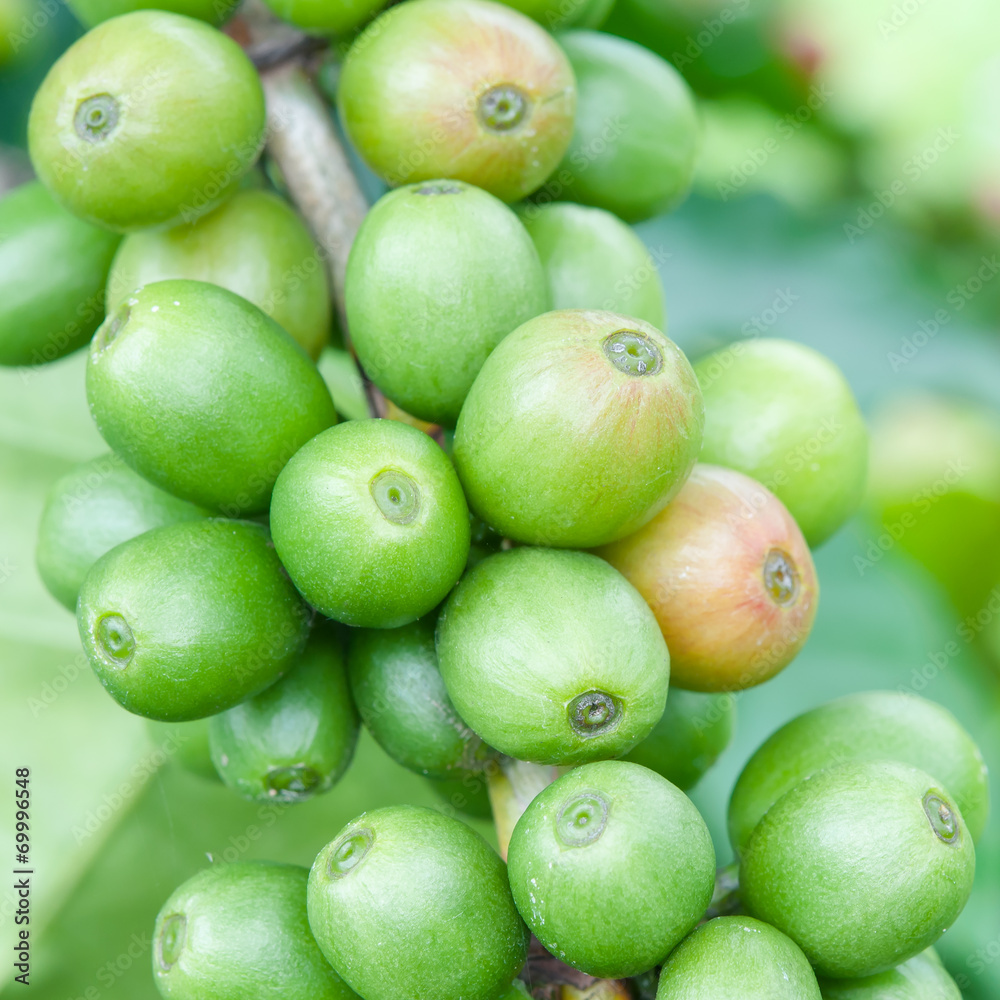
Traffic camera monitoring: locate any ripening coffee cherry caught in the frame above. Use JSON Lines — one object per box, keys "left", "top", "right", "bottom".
{"left": 29, "top": 11, "right": 265, "bottom": 230}
{"left": 817, "top": 947, "right": 960, "bottom": 1000}
{"left": 209, "top": 626, "right": 359, "bottom": 803}
{"left": 348, "top": 616, "right": 492, "bottom": 778}
{"left": 86, "top": 280, "right": 336, "bottom": 515}
{"left": 436, "top": 548, "right": 670, "bottom": 765}
{"left": 36, "top": 452, "right": 209, "bottom": 610}
{"left": 454, "top": 309, "right": 704, "bottom": 547}
{"left": 307, "top": 805, "right": 529, "bottom": 1000}
{"left": 507, "top": 761, "right": 715, "bottom": 978}
{"left": 152, "top": 862, "right": 358, "bottom": 1000}
{"left": 346, "top": 180, "right": 548, "bottom": 424}
{"left": 695, "top": 338, "right": 869, "bottom": 547}
{"left": 107, "top": 190, "right": 332, "bottom": 359}
{"left": 0, "top": 181, "right": 120, "bottom": 367}
{"left": 655, "top": 917, "right": 822, "bottom": 1000}
{"left": 596, "top": 464, "right": 819, "bottom": 691}
{"left": 338, "top": 0, "right": 576, "bottom": 202}
{"left": 622, "top": 688, "right": 734, "bottom": 791}
{"left": 555, "top": 31, "right": 699, "bottom": 223}
{"left": 77, "top": 519, "right": 310, "bottom": 721}
{"left": 728, "top": 690, "right": 990, "bottom": 854}
{"left": 519, "top": 201, "right": 666, "bottom": 329}
{"left": 270, "top": 419, "right": 470, "bottom": 628}
{"left": 740, "top": 760, "right": 976, "bottom": 979}
{"left": 68, "top": 0, "right": 240, "bottom": 28}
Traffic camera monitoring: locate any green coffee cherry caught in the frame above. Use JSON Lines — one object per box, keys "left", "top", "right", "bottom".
{"left": 426, "top": 771, "right": 493, "bottom": 820}
{"left": 68, "top": 0, "right": 240, "bottom": 28}
{"left": 695, "top": 338, "right": 868, "bottom": 547}
{"left": 144, "top": 718, "right": 220, "bottom": 783}
{"left": 818, "top": 947, "right": 960, "bottom": 999}
{"left": 622, "top": 689, "right": 734, "bottom": 790}
{"left": 270, "top": 419, "right": 470, "bottom": 628}
{"left": 507, "top": 761, "right": 715, "bottom": 978}
{"left": 107, "top": 191, "right": 331, "bottom": 359}
{"left": 499, "top": 0, "right": 613, "bottom": 30}
{"left": 728, "top": 691, "right": 990, "bottom": 853}
{"left": 210, "top": 626, "right": 359, "bottom": 803}
{"left": 453, "top": 309, "right": 704, "bottom": 547}
{"left": 555, "top": 32, "right": 699, "bottom": 223}
{"left": 77, "top": 519, "right": 310, "bottom": 721}
{"left": 0, "top": 181, "right": 120, "bottom": 367}
{"left": 436, "top": 548, "right": 670, "bottom": 765}
{"left": 338, "top": 0, "right": 576, "bottom": 202}
{"left": 307, "top": 805, "right": 529, "bottom": 1000}
{"left": 86, "top": 280, "right": 336, "bottom": 515}
{"left": 36, "top": 452, "right": 209, "bottom": 610}
{"left": 346, "top": 180, "right": 549, "bottom": 424}
{"left": 152, "top": 861, "right": 357, "bottom": 1000}
{"left": 28, "top": 11, "right": 265, "bottom": 231}
{"left": 655, "top": 916, "right": 822, "bottom": 1000}
{"left": 740, "top": 760, "right": 976, "bottom": 979}
{"left": 348, "top": 617, "right": 491, "bottom": 777}
{"left": 519, "top": 202, "right": 665, "bottom": 329}
{"left": 260, "top": 0, "right": 386, "bottom": 34}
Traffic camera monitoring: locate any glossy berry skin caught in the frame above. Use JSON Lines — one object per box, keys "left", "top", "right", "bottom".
{"left": 28, "top": 11, "right": 265, "bottom": 231}
{"left": 454, "top": 309, "right": 703, "bottom": 547}
{"left": 519, "top": 202, "right": 665, "bottom": 329}
{"left": 818, "top": 947, "right": 960, "bottom": 1000}
{"left": 348, "top": 617, "right": 491, "bottom": 777}
{"left": 622, "top": 688, "right": 734, "bottom": 790}
{"left": 338, "top": 0, "right": 576, "bottom": 202}
{"left": 346, "top": 180, "right": 548, "bottom": 424}
{"left": 260, "top": 0, "right": 385, "bottom": 33}
{"left": 596, "top": 464, "right": 819, "bottom": 691}
{"left": 77, "top": 519, "right": 310, "bottom": 721}
{"left": 728, "top": 690, "right": 989, "bottom": 854}
{"left": 555, "top": 32, "right": 698, "bottom": 223}
{"left": 655, "top": 916, "right": 821, "bottom": 1000}
{"left": 152, "top": 862, "right": 357, "bottom": 1000}
{"left": 695, "top": 339, "right": 868, "bottom": 547}
{"left": 499, "top": 0, "right": 613, "bottom": 29}
{"left": 0, "top": 181, "right": 120, "bottom": 367}
{"left": 436, "top": 548, "right": 670, "bottom": 765}
{"left": 307, "top": 805, "right": 529, "bottom": 1000}
{"left": 36, "top": 452, "right": 210, "bottom": 611}
{"left": 740, "top": 760, "right": 976, "bottom": 979}
{"left": 209, "top": 626, "right": 359, "bottom": 803}
{"left": 507, "top": 761, "right": 715, "bottom": 978}
{"left": 107, "top": 191, "right": 331, "bottom": 359}
{"left": 270, "top": 420, "right": 470, "bottom": 628}
{"left": 86, "top": 280, "right": 336, "bottom": 515}
{"left": 68, "top": 0, "right": 239, "bottom": 28}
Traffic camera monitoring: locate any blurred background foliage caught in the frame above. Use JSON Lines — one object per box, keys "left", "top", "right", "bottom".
{"left": 1, "top": 0, "right": 999, "bottom": 996}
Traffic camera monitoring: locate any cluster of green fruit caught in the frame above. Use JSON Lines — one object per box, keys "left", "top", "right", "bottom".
{"left": 1, "top": 0, "right": 981, "bottom": 996}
